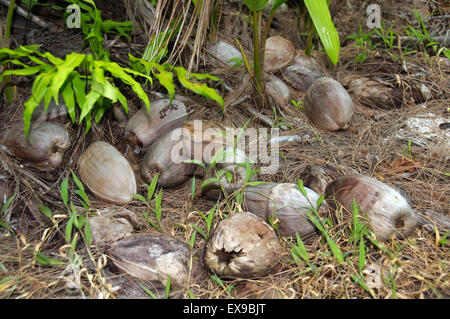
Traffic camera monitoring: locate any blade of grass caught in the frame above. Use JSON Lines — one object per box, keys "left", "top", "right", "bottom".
{"left": 164, "top": 276, "right": 171, "bottom": 299}
{"left": 138, "top": 282, "right": 158, "bottom": 299}
{"left": 351, "top": 273, "right": 376, "bottom": 298}
{"left": 60, "top": 177, "right": 69, "bottom": 207}
{"left": 307, "top": 212, "right": 345, "bottom": 263}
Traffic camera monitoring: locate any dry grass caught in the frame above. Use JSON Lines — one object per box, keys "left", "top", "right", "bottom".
{"left": 0, "top": 0, "right": 449, "bottom": 299}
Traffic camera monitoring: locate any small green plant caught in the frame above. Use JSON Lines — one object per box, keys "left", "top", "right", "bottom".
{"left": 0, "top": 44, "right": 152, "bottom": 137}
{"left": 347, "top": 200, "right": 378, "bottom": 297}
{"left": 402, "top": 140, "right": 413, "bottom": 159}
{"left": 138, "top": 275, "right": 171, "bottom": 299}
{"left": 29, "top": 248, "right": 65, "bottom": 267}
{"left": 290, "top": 99, "right": 304, "bottom": 109}
{"left": 210, "top": 270, "right": 236, "bottom": 296}
{"left": 62, "top": 172, "right": 93, "bottom": 254}
{"left": 130, "top": 54, "right": 224, "bottom": 110}
{"left": 133, "top": 173, "right": 163, "bottom": 232}
{"left": 0, "top": 193, "right": 17, "bottom": 236}
{"left": 268, "top": 205, "right": 279, "bottom": 232}
{"left": 345, "top": 199, "right": 410, "bottom": 298}
{"left": 296, "top": 179, "right": 345, "bottom": 263}
{"left": 63, "top": 0, "right": 133, "bottom": 61}
{"left": 439, "top": 231, "right": 449, "bottom": 246}
{"left": 165, "top": 276, "right": 172, "bottom": 298}
{"left": 405, "top": 9, "right": 449, "bottom": 60}
{"left": 348, "top": 199, "right": 368, "bottom": 274}
{"left": 139, "top": 282, "right": 158, "bottom": 299}
{"left": 190, "top": 204, "right": 217, "bottom": 240}
{"left": 290, "top": 232, "right": 319, "bottom": 276}
{"left": 347, "top": 11, "right": 449, "bottom": 63}
{"left": 345, "top": 24, "right": 379, "bottom": 63}
{"left": 33, "top": 172, "right": 93, "bottom": 267}
{"left": 70, "top": 170, "right": 91, "bottom": 210}
{"left": 350, "top": 273, "right": 376, "bottom": 298}
{"left": 374, "top": 21, "right": 398, "bottom": 53}
{"left": 0, "top": 0, "right": 17, "bottom": 104}
{"left": 185, "top": 287, "right": 197, "bottom": 299}
{"left": 228, "top": 57, "right": 243, "bottom": 69}
{"left": 346, "top": 21, "right": 404, "bottom": 62}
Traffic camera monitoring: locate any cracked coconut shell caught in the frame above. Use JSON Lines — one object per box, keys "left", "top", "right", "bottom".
{"left": 108, "top": 234, "right": 193, "bottom": 289}
{"left": 203, "top": 212, "right": 282, "bottom": 278}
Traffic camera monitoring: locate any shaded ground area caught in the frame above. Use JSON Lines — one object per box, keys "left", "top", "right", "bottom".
{"left": 0, "top": 0, "right": 448, "bottom": 299}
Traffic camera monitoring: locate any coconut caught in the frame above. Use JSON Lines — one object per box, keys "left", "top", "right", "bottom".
{"left": 207, "top": 40, "right": 243, "bottom": 67}
{"left": 88, "top": 208, "right": 139, "bottom": 246}
{"left": 266, "top": 75, "right": 291, "bottom": 106}
{"left": 243, "top": 183, "right": 325, "bottom": 238}
{"left": 264, "top": 35, "right": 296, "bottom": 72}
{"left": 203, "top": 212, "right": 281, "bottom": 278}
{"left": 325, "top": 175, "right": 418, "bottom": 241}
{"left": 299, "top": 164, "right": 342, "bottom": 195}
{"left": 304, "top": 77, "right": 354, "bottom": 131}
{"left": 284, "top": 51, "right": 325, "bottom": 91}
{"left": 342, "top": 75, "right": 403, "bottom": 109}
{"left": 108, "top": 234, "right": 194, "bottom": 289}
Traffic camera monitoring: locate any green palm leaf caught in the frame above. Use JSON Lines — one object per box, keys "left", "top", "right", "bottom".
{"left": 304, "top": 0, "right": 340, "bottom": 65}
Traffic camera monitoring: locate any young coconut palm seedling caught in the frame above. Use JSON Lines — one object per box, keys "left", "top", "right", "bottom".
{"left": 240, "top": 0, "right": 340, "bottom": 107}
{"left": 0, "top": 0, "right": 224, "bottom": 138}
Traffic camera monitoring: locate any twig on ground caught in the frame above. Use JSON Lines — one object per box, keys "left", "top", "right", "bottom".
{"left": 0, "top": 0, "right": 51, "bottom": 29}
